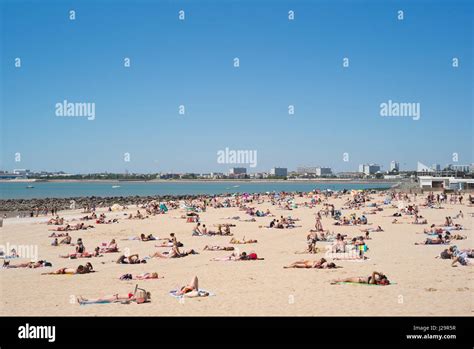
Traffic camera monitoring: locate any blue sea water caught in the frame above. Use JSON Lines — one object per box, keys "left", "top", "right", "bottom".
{"left": 0, "top": 181, "right": 393, "bottom": 199}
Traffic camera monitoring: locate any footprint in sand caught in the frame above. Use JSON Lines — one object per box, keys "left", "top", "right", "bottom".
{"left": 425, "top": 288, "right": 437, "bottom": 292}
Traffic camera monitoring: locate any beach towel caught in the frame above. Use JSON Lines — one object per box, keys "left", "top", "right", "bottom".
{"left": 79, "top": 299, "right": 116, "bottom": 305}
{"left": 169, "top": 289, "right": 215, "bottom": 298}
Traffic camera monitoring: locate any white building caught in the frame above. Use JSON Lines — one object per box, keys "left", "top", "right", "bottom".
{"left": 13, "top": 169, "right": 30, "bottom": 176}
{"left": 359, "top": 164, "right": 381, "bottom": 176}
{"left": 417, "top": 162, "right": 432, "bottom": 173}
{"left": 419, "top": 176, "right": 474, "bottom": 190}
{"left": 390, "top": 161, "right": 400, "bottom": 172}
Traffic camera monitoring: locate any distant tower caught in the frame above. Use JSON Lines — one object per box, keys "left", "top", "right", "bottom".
{"left": 390, "top": 161, "right": 400, "bottom": 172}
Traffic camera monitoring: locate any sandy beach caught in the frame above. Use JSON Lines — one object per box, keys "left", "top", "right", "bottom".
{"left": 0, "top": 191, "right": 472, "bottom": 316}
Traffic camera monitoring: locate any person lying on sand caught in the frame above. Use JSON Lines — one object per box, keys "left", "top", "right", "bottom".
{"left": 120, "top": 272, "right": 163, "bottom": 280}
{"left": 203, "top": 245, "right": 235, "bottom": 251}
{"left": 150, "top": 246, "right": 197, "bottom": 259}
{"left": 284, "top": 258, "right": 338, "bottom": 269}
{"left": 211, "top": 251, "right": 263, "bottom": 261}
{"left": 78, "top": 288, "right": 151, "bottom": 305}
{"left": 331, "top": 271, "right": 390, "bottom": 285}
{"left": 444, "top": 232, "right": 467, "bottom": 241}
{"left": 49, "top": 232, "right": 69, "bottom": 238}
{"left": 360, "top": 226, "right": 383, "bottom": 233}
{"left": 141, "top": 234, "right": 157, "bottom": 241}
{"left": 229, "top": 237, "right": 257, "bottom": 244}
{"left": 3, "top": 260, "right": 51, "bottom": 269}
{"left": 415, "top": 234, "right": 448, "bottom": 245}
{"left": 60, "top": 247, "right": 102, "bottom": 259}
{"left": 49, "top": 224, "right": 71, "bottom": 231}
{"left": 444, "top": 246, "right": 473, "bottom": 267}
{"left": 42, "top": 262, "right": 94, "bottom": 275}
{"left": 175, "top": 276, "right": 209, "bottom": 297}
{"left": 116, "top": 254, "right": 147, "bottom": 264}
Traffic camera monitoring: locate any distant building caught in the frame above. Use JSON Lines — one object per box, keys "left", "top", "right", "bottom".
{"left": 419, "top": 176, "right": 474, "bottom": 190}
{"left": 229, "top": 167, "right": 247, "bottom": 175}
{"left": 296, "top": 166, "right": 318, "bottom": 175}
{"left": 297, "top": 166, "right": 331, "bottom": 176}
{"left": 338, "top": 171, "right": 364, "bottom": 179}
{"left": 390, "top": 161, "right": 400, "bottom": 172}
{"left": 270, "top": 167, "right": 288, "bottom": 177}
{"left": 315, "top": 167, "right": 332, "bottom": 176}
{"left": 417, "top": 162, "right": 432, "bottom": 173}
{"left": 432, "top": 164, "right": 441, "bottom": 172}
{"left": 359, "top": 164, "right": 381, "bottom": 176}
{"left": 450, "top": 164, "right": 471, "bottom": 173}
{"left": 13, "top": 169, "right": 30, "bottom": 176}
{"left": 210, "top": 172, "right": 225, "bottom": 179}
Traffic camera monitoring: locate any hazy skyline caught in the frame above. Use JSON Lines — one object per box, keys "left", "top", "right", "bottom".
{"left": 1, "top": 0, "right": 472, "bottom": 173}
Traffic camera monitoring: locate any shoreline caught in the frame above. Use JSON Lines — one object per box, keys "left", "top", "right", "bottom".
{"left": 0, "top": 178, "right": 402, "bottom": 184}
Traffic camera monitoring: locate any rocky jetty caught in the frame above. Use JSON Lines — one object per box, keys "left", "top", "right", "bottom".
{"left": 0, "top": 194, "right": 212, "bottom": 215}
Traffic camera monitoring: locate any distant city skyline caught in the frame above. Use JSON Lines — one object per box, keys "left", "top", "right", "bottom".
{"left": 2, "top": 159, "right": 473, "bottom": 175}
{"left": 1, "top": 0, "right": 472, "bottom": 174}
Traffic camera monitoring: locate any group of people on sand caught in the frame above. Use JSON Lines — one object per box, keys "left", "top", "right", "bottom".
{"left": 4, "top": 187, "right": 471, "bottom": 311}
{"left": 149, "top": 233, "right": 197, "bottom": 259}
{"left": 192, "top": 223, "right": 233, "bottom": 236}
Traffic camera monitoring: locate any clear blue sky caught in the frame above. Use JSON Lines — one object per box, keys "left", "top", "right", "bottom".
{"left": 1, "top": 0, "right": 472, "bottom": 174}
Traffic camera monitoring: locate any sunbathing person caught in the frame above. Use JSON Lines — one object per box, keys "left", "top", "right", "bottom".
{"left": 445, "top": 232, "right": 467, "bottom": 240}
{"left": 78, "top": 288, "right": 151, "bottom": 305}
{"left": 415, "top": 234, "right": 447, "bottom": 245}
{"left": 59, "top": 233, "right": 72, "bottom": 245}
{"left": 49, "top": 232, "right": 69, "bottom": 238}
{"left": 3, "top": 260, "right": 51, "bottom": 269}
{"left": 60, "top": 247, "right": 102, "bottom": 259}
{"left": 203, "top": 245, "right": 235, "bottom": 251}
{"left": 211, "top": 251, "right": 263, "bottom": 261}
{"left": 116, "top": 254, "right": 147, "bottom": 264}
{"left": 119, "top": 272, "right": 162, "bottom": 280}
{"left": 155, "top": 240, "right": 183, "bottom": 248}
{"left": 49, "top": 224, "right": 71, "bottom": 232}
{"left": 331, "top": 271, "right": 390, "bottom": 285}
{"left": 175, "top": 276, "right": 209, "bottom": 297}
{"left": 449, "top": 246, "right": 473, "bottom": 267}
{"left": 100, "top": 239, "right": 119, "bottom": 253}
{"left": 229, "top": 237, "right": 258, "bottom": 244}
{"left": 42, "top": 262, "right": 94, "bottom": 275}
{"left": 360, "top": 226, "right": 383, "bottom": 233}
{"left": 284, "top": 258, "right": 337, "bottom": 269}
{"left": 150, "top": 246, "right": 197, "bottom": 259}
